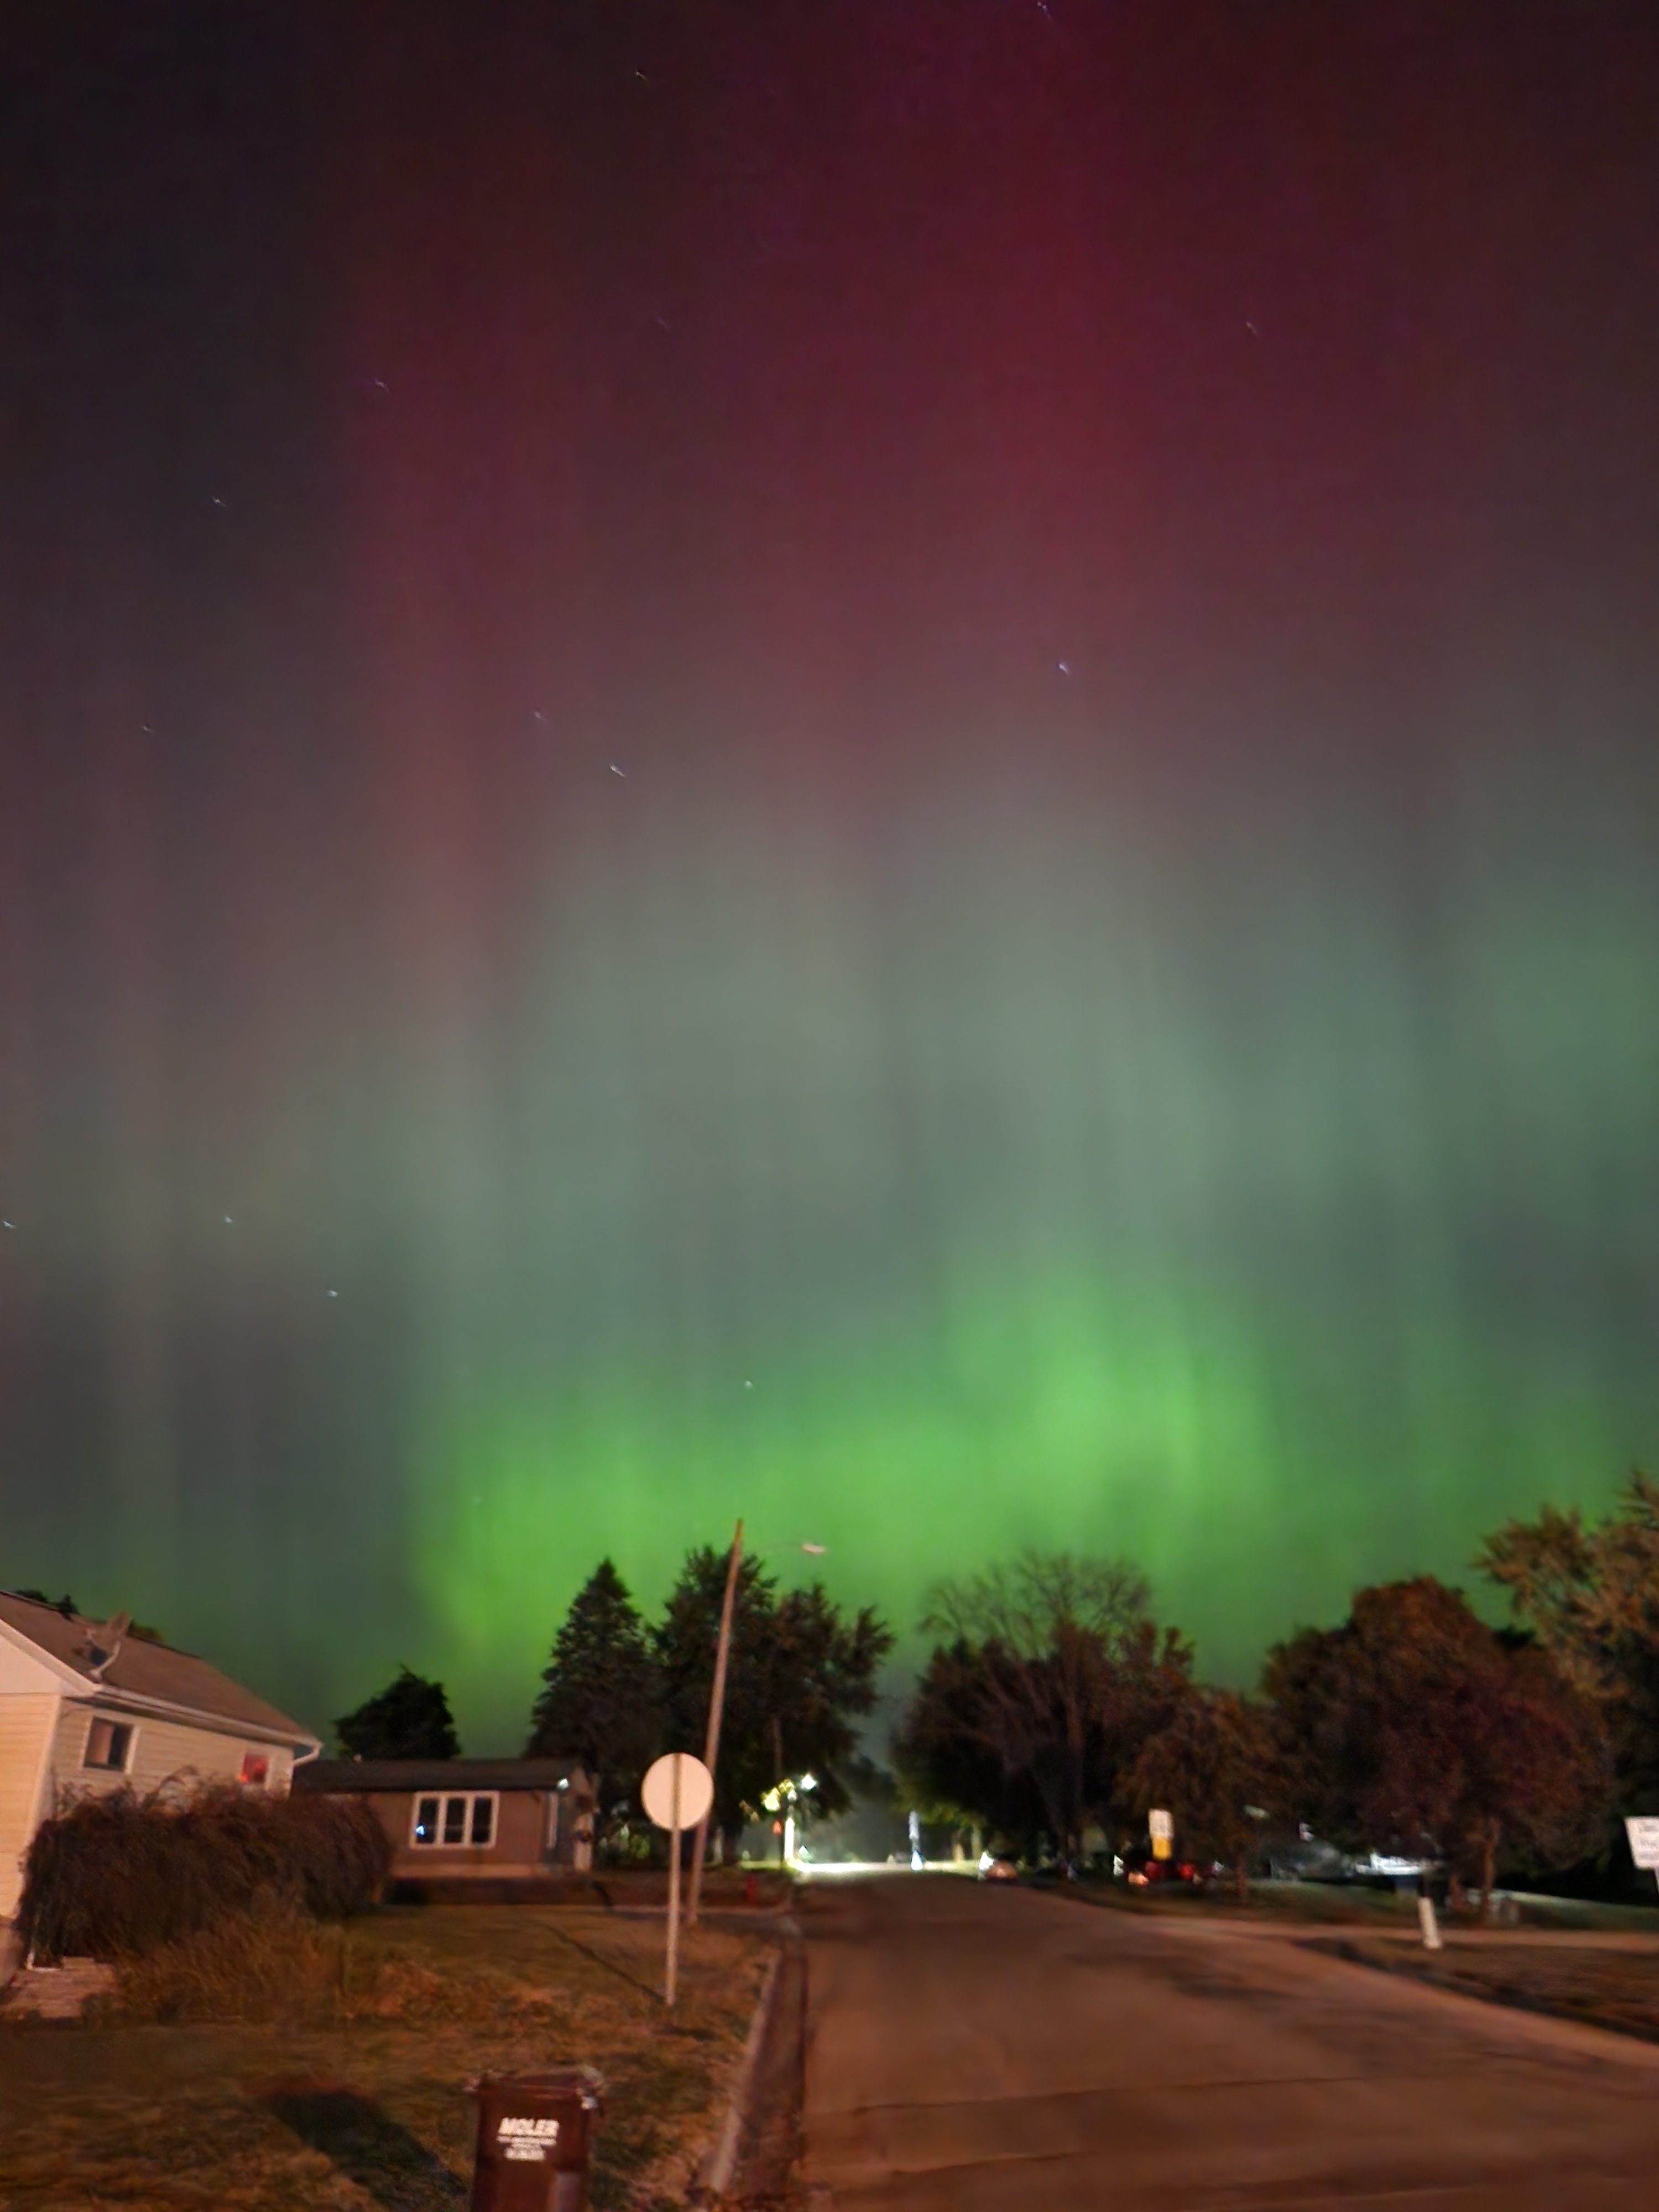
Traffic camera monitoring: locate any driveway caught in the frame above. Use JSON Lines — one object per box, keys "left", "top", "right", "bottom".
{"left": 798, "top": 1875, "right": 1659, "bottom": 2208}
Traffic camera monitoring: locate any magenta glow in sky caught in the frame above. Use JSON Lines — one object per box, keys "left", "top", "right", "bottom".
{"left": 2, "top": 4, "right": 1658, "bottom": 1745}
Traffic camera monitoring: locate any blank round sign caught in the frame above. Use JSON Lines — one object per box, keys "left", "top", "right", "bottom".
{"left": 641, "top": 1751, "right": 714, "bottom": 1832}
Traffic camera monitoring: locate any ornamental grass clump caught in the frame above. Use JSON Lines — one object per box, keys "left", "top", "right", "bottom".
{"left": 18, "top": 1782, "right": 390, "bottom": 1962}
{"left": 101, "top": 1893, "right": 349, "bottom": 2024}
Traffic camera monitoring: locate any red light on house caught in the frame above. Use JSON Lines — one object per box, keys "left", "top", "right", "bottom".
{"left": 240, "top": 1751, "right": 270, "bottom": 1787}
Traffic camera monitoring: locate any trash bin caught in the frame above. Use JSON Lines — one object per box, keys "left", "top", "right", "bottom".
{"left": 468, "top": 2067, "right": 606, "bottom": 2212}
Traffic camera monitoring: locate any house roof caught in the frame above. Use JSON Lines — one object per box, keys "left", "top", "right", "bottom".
{"left": 0, "top": 1590, "right": 320, "bottom": 1750}
{"left": 295, "top": 1757, "right": 590, "bottom": 1794}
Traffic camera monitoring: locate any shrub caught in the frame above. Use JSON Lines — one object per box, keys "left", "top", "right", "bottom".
{"left": 279, "top": 1790, "right": 395, "bottom": 1919}
{"left": 18, "top": 1783, "right": 391, "bottom": 1961}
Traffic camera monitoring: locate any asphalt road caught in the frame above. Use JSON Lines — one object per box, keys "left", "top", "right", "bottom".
{"left": 797, "top": 1876, "right": 1659, "bottom": 2210}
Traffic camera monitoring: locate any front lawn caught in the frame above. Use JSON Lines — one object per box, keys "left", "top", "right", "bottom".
{"left": 1320, "top": 1929, "right": 1659, "bottom": 2045}
{"left": 0, "top": 1903, "right": 770, "bottom": 2211}
{"left": 1053, "top": 1875, "right": 1659, "bottom": 1933}
{"left": 1050, "top": 1874, "right": 1427, "bottom": 1927}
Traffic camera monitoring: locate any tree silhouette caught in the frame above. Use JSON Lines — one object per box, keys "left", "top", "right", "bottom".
{"left": 1481, "top": 1472, "right": 1659, "bottom": 1810}
{"left": 893, "top": 1639, "right": 1047, "bottom": 1855}
{"left": 1266, "top": 1578, "right": 1610, "bottom": 1914}
{"left": 906, "top": 1553, "right": 1191, "bottom": 1862}
{"left": 526, "top": 1559, "right": 660, "bottom": 1813}
{"left": 1130, "top": 1688, "right": 1281, "bottom": 1902}
{"left": 335, "top": 1666, "right": 460, "bottom": 1760}
{"left": 655, "top": 1546, "right": 891, "bottom": 1858}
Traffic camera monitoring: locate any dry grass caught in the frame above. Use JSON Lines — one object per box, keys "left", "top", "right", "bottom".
{"left": 1326, "top": 1931, "right": 1659, "bottom": 2043}
{"left": 1057, "top": 1874, "right": 1429, "bottom": 1929}
{"left": 1083, "top": 1876, "right": 1659, "bottom": 1936}
{"left": 0, "top": 1903, "right": 770, "bottom": 2210}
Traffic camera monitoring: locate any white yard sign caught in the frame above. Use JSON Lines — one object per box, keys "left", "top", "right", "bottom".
{"left": 1625, "top": 1815, "right": 1659, "bottom": 1871}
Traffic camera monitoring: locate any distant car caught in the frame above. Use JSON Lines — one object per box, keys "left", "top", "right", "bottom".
{"left": 1122, "top": 1846, "right": 1206, "bottom": 1888}
{"left": 1261, "top": 1834, "right": 1353, "bottom": 1884}
{"left": 977, "top": 1854, "right": 1019, "bottom": 1882}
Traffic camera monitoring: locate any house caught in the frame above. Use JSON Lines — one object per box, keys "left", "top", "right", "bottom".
{"left": 292, "top": 1757, "right": 596, "bottom": 1890}
{"left": 0, "top": 1590, "right": 322, "bottom": 1922}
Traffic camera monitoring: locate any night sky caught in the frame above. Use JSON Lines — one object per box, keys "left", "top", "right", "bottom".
{"left": 4, "top": 3, "right": 1658, "bottom": 1750}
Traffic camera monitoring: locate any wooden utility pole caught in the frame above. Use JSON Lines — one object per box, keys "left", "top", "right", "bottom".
{"left": 686, "top": 1518, "right": 743, "bottom": 1927}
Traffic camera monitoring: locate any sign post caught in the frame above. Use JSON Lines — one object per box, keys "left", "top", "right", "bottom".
{"left": 1626, "top": 1815, "right": 1659, "bottom": 1891}
{"left": 1149, "top": 1808, "right": 1173, "bottom": 1863}
{"left": 641, "top": 1752, "right": 714, "bottom": 2009}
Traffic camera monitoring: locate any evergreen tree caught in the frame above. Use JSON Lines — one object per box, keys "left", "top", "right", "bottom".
{"left": 335, "top": 1666, "right": 461, "bottom": 1760}
{"left": 526, "top": 1560, "right": 660, "bottom": 1808}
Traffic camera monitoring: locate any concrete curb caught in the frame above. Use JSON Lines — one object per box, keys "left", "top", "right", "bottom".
{"left": 693, "top": 1921, "right": 794, "bottom": 2204}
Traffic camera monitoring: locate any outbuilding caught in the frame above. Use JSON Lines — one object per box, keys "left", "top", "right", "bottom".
{"left": 291, "top": 1757, "right": 596, "bottom": 1892}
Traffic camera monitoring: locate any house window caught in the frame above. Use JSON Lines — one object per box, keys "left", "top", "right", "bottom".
{"left": 410, "top": 1792, "right": 498, "bottom": 1848}
{"left": 84, "top": 1717, "right": 134, "bottom": 1771}
{"left": 239, "top": 1751, "right": 270, "bottom": 1788}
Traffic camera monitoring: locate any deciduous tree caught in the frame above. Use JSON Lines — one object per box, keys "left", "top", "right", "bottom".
{"left": 335, "top": 1666, "right": 460, "bottom": 1760}
{"left": 1129, "top": 1689, "right": 1280, "bottom": 1903}
{"left": 893, "top": 1640, "right": 1047, "bottom": 1855}
{"left": 1480, "top": 1472, "right": 1659, "bottom": 1808}
{"left": 654, "top": 1546, "right": 891, "bottom": 1857}
{"left": 1266, "top": 1578, "right": 1610, "bottom": 1914}
{"left": 904, "top": 1553, "right": 1192, "bottom": 1862}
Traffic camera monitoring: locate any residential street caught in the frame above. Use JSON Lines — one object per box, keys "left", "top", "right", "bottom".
{"left": 797, "top": 1877, "right": 1659, "bottom": 2209}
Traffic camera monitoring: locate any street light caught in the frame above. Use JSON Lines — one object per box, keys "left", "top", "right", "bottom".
{"left": 763, "top": 1771, "right": 818, "bottom": 1866}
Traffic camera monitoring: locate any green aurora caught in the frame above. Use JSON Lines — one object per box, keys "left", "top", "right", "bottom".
{"left": 4, "top": 7, "right": 1658, "bottom": 1753}
{"left": 385, "top": 774, "right": 1659, "bottom": 1745}
{"left": 8, "top": 750, "right": 1658, "bottom": 1754}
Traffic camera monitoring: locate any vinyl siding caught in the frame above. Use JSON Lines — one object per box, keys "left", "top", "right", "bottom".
{"left": 45, "top": 1699, "right": 296, "bottom": 1814}
{"left": 343, "top": 1787, "right": 561, "bottom": 1877}
{"left": 0, "top": 1694, "right": 59, "bottom": 1919}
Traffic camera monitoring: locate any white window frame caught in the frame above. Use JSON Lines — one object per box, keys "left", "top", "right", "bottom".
{"left": 409, "top": 1790, "right": 499, "bottom": 1849}
{"left": 82, "top": 1714, "right": 136, "bottom": 1773}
